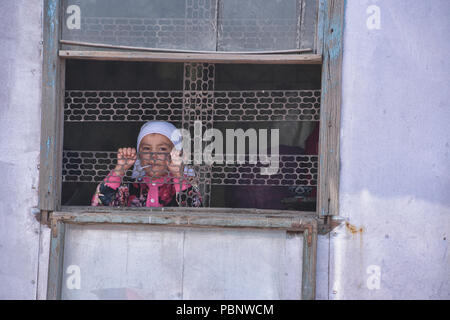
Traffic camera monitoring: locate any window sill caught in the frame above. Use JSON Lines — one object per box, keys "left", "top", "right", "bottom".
{"left": 55, "top": 206, "right": 318, "bottom": 233}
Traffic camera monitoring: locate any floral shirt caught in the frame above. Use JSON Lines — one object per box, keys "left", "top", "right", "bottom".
{"left": 91, "top": 170, "right": 202, "bottom": 207}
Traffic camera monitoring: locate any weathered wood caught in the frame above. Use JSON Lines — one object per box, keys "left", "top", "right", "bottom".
{"left": 53, "top": 208, "right": 318, "bottom": 232}
{"left": 47, "top": 220, "right": 65, "bottom": 300}
{"left": 317, "top": 0, "right": 345, "bottom": 216}
{"left": 61, "top": 205, "right": 317, "bottom": 216}
{"left": 59, "top": 50, "right": 322, "bottom": 64}
{"left": 55, "top": 60, "right": 65, "bottom": 209}
{"left": 39, "top": 0, "right": 63, "bottom": 211}
{"left": 301, "top": 225, "right": 318, "bottom": 300}
{"left": 60, "top": 39, "right": 313, "bottom": 55}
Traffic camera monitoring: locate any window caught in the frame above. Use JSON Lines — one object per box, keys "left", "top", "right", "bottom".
{"left": 41, "top": 0, "right": 344, "bottom": 300}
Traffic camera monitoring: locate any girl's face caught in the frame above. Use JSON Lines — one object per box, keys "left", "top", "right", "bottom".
{"left": 139, "top": 133, "right": 174, "bottom": 178}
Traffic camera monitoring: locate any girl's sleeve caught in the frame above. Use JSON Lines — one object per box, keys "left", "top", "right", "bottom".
{"left": 172, "top": 177, "right": 203, "bottom": 207}
{"left": 91, "top": 170, "right": 128, "bottom": 206}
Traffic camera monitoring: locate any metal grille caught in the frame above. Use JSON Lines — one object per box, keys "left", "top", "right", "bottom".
{"left": 64, "top": 90, "right": 320, "bottom": 122}
{"left": 213, "top": 90, "right": 320, "bottom": 121}
{"left": 64, "top": 91, "right": 184, "bottom": 122}
{"left": 63, "top": 62, "right": 321, "bottom": 209}
{"left": 182, "top": 63, "right": 215, "bottom": 206}
{"left": 211, "top": 155, "right": 318, "bottom": 186}
{"left": 62, "top": 151, "right": 318, "bottom": 187}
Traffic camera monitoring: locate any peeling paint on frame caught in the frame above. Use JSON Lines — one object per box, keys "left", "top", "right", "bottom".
{"left": 317, "top": 0, "right": 345, "bottom": 217}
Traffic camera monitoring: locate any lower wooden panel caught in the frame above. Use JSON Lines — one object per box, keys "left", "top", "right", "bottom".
{"left": 60, "top": 224, "right": 304, "bottom": 300}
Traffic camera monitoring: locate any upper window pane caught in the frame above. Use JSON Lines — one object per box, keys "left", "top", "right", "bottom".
{"left": 218, "top": 0, "right": 298, "bottom": 51}
{"left": 61, "top": 0, "right": 317, "bottom": 52}
{"left": 62, "top": 0, "right": 218, "bottom": 51}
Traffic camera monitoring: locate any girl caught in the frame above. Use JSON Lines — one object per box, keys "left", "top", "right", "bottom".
{"left": 91, "top": 121, "right": 202, "bottom": 207}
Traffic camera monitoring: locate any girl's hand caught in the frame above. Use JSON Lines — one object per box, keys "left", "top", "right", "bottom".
{"left": 168, "top": 148, "right": 184, "bottom": 178}
{"left": 114, "top": 147, "right": 137, "bottom": 176}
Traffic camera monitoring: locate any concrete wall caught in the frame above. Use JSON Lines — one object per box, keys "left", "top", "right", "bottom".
{"left": 316, "top": 0, "right": 450, "bottom": 299}
{"left": 0, "top": 0, "right": 448, "bottom": 299}
{"left": 0, "top": 0, "right": 48, "bottom": 299}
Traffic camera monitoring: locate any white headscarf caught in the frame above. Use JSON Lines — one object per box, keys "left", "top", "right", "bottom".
{"left": 132, "top": 121, "right": 182, "bottom": 179}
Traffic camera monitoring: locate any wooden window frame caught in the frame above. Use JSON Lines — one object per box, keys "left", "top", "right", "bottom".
{"left": 40, "top": 0, "right": 344, "bottom": 300}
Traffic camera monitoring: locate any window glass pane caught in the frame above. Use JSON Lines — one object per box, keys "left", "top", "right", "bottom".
{"left": 61, "top": 0, "right": 318, "bottom": 52}
{"left": 62, "top": 0, "right": 218, "bottom": 51}
{"left": 217, "top": 0, "right": 317, "bottom": 51}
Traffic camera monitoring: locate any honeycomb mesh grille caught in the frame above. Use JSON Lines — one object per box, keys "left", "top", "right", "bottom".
{"left": 64, "top": 90, "right": 320, "bottom": 122}
{"left": 62, "top": 151, "right": 318, "bottom": 187}
{"left": 62, "top": 63, "right": 320, "bottom": 208}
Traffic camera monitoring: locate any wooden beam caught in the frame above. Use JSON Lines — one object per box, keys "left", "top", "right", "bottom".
{"left": 60, "top": 205, "right": 317, "bottom": 216}
{"left": 59, "top": 50, "right": 322, "bottom": 64}
{"left": 40, "top": 0, "right": 64, "bottom": 211}
{"left": 54, "top": 207, "right": 318, "bottom": 232}
{"left": 60, "top": 39, "right": 313, "bottom": 54}
{"left": 317, "top": 0, "right": 345, "bottom": 216}
{"left": 47, "top": 220, "right": 65, "bottom": 300}
{"left": 301, "top": 225, "right": 318, "bottom": 300}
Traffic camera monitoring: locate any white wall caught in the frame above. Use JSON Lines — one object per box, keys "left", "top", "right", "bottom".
{"left": 0, "top": 0, "right": 48, "bottom": 299}
{"left": 316, "top": 0, "right": 450, "bottom": 299}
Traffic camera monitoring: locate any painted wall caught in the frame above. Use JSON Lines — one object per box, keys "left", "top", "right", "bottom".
{"left": 0, "top": 0, "right": 47, "bottom": 299}
{"left": 316, "top": 0, "right": 450, "bottom": 299}
{"left": 0, "top": 0, "right": 448, "bottom": 300}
